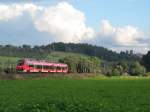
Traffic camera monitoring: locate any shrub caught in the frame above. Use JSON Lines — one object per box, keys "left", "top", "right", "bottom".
{"left": 59, "top": 56, "right": 101, "bottom": 73}
{"left": 129, "top": 61, "right": 146, "bottom": 76}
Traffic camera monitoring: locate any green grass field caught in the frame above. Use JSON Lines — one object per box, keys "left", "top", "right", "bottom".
{"left": 0, "top": 56, "right": 20, "bottom": 67}
{"left": 0, "top": 77, "right": 150, "bottom": 112}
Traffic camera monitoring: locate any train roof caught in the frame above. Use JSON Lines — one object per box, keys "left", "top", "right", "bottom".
{"left": 20, "top": 58, "right": 67, "bottom": 67}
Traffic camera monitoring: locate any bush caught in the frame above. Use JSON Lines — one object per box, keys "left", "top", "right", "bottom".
{"left": 59, "top": 56, "right": 101, "bottom": 73}
{"left": 143, "top": 72, "right": 150, "bottom": 77}
{"left": 112, "top": 68, "right": 121, "bottom": 76}
{"left": 0, "top": 64, "right": 3, "bottom": 73}
{"left": 4, "top": 66, "right": 16, "bottom": 74}
{"left": 129, "top": 61, "right": 146, "bottom": 76}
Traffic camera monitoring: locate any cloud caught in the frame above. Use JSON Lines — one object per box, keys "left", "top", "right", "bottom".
{"left": 0, "top": 3, "right": 43, "bottom": 21}
{"left": 99, "top": 20, "right": 146, "bottom": 46}
{"left": 0, "top": 13, "right": 53, "bottom": 46}
{"left": 34, "top": 2, "right": 95, "bottom": 43}
{"left": 0, "top": 2, "right": 95, "bottom": 43}
{"left": 93, "top": 20, "right": 149, "bottom": 53}
{"left": 0, "top": 2, "right": 95, "bottom": 44}
{"left": 0, "top": 2, "right": 149, "bottom": 53}
{"left": 0, "top": 0, "right": 41, "bottom": 3}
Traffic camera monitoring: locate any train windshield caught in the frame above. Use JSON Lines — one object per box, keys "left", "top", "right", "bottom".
{"left": 17, "top": 60, "right": 24, "bottom": 66}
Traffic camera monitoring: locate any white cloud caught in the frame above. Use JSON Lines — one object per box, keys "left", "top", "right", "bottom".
{"left": 100, "top": 20, "right": 146, "bottom": 46}
{"left": 0, "top": 2, "right": 94, "bottom": 43}
{"left": 0, "top": 3, "right": 43, "bottom": 21}
{"left": 34, "top": 2, "right": 95, "bottom": 43}
{"left": 97, "top": 20, "right": 149, "bottom": 53}
{"left": 0, "top": 2, "right": 149, "bottom": 53}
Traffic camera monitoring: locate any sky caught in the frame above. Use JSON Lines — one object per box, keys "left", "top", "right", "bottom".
{"left": 0, "top": 0, "right": 149, "bottom": 54}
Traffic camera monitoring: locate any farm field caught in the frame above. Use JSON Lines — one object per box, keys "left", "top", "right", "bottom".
{"left": 0, "top": 77, "right": 150, "bottom": 112}
{"left": 0, "top": 56, "right": 19, "bottom": 65}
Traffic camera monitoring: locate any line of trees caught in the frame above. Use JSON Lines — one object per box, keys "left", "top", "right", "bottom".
{"left": 59, "top": 56, "right": 101, "bottom": 73}
{"left": 0, "top": 42, "right": 149, "bottom": 77}
{"left": 58, "top": 55, "right": 146, "bottom": 76}
{"left": 0, "top": 42, "right": 140, "bottom": 61}
{"left": 101, "top": 61, "right": 146, "bottom": 76}
{"left": 142, "top": 51, "right": 150, "bottom": 72}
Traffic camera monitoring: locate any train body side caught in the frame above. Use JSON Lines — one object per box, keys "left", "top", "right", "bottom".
{"left": 16, "top": 59, "right": 68, "bottom": 73}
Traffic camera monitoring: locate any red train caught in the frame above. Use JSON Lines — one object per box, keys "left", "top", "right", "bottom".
{"left": 16, "top": 59, "right": 68, "bottom": 73}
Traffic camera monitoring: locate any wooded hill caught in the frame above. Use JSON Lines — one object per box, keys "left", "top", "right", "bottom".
{"left": 0, "top": 42, "right": 140, "bottom": 61}
{"left": 0, "top": 42, "right": 148, "bottom": 77}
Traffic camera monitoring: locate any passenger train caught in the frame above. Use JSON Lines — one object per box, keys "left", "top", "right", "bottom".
{"left": 16, "top": 59, "right": 68, "bottom": 73}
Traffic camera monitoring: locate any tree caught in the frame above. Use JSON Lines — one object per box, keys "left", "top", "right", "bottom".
{"left": 0, "top": 64, "right": 3, "bottom": 74}
{"left": 142, "top": 51, "right": 150, "bottom": 71}
{"left": 129, "top": 61, "right": 145, "bottom": 76}
{"left": 0, "top": 42, "right": 140, "bottom": 62}
{"left": 112, "top": 68, "right": 121, "bottom": 76}
{"left": 59, "top": 55, "right": 101, "bottom": 73}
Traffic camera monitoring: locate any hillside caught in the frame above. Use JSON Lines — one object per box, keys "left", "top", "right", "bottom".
{"left": 0, "top": 52, "right": 100, "bottom": 75}
{"left": 0, "top": 51, "right": 91, "bottom": 66}
{"left": 0, "top": 42, "right": 140, "bottom": 61}
{"left": 46, "top": 51, "right": 90, "bottom": 62}
{"left": 0, "top": 56, "right": 20, "bottom": 66}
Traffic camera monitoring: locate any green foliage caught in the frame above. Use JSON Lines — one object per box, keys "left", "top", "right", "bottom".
{"left": 102, "top": 60, "right": 146, "bottom": 76}
{"left": 105, "top": 65, "right": 123, "bottom": 76}
{"left": 0, "top": 78, "right": 150, "bottom": 111}
{"left": 4, "top": 65, "right": 16, "bottom": 74}
{"left": 0, "top": 42, "right": 143, "bottom": 76}
{"left": 0, "top": 64, "right": 3, "bottom": 74}
{"left": 112, "top": 68, "right": 120, "bottom": 76}
{"left": 46, "top": 42, "right": 140, "bottom": 61}
{"left": 0, "top": 42, "right": 140, "bottom": 61}
{"left": 0, "top": 56, "right": 19, "bottom": 63}
{"left": 143, "top": 72, "right": 150, "bottom": 77}
{"left": 0, "top": 45, "right": 46, "bottom": 59}
{"left": 129, "top": 61, "right": 146, "bottom": 76}
{"left": 60, "top": 55, "right": 101, "bottom": 73}
{"left": 142, "top": 51, "right": 150, "bottom": 71}
{"left": 46, "top": 52, "right": 85, "bottom": 62}
{"left": 0, "top": 56, "right": 18, "bottom": 78}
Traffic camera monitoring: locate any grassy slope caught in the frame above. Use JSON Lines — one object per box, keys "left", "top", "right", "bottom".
{"left": 46, "top": 51, "right": 91, "bottom": 62}
{"left": 0, "top": 78, "right": 150, "bottom": 112}
{"left": 0, "top": 56, "right": 20, "bottom": 67}
{"left": 0, "top": 51, "right": 89, "bottom": 64}
{"left": 0, "top": 56, "right": 19, "bottom": 62}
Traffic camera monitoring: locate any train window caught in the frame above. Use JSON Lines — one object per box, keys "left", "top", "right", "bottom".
{"left": 43, "top": 66, "right": 49, "bottom": 69}
{"left": 49, "top": 66, "right": 55, "bottom": 70}
{"left": 36, "top": 65, "right": 42, "bottom": 69}
{"left": 29, "top": 65, "right": 34, "bottom": 68}
{"left": 62, "top": 67, "right": 67, "bottom": 70}
{"left": 56, "top": 67, "right": 62, "bottom": 70}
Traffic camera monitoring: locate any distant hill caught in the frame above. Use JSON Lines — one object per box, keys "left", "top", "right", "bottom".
{"left": 46, "top": 51, "right": 89, "bottom": 62}
{"left": 0, "top": 52, "right": 92, "bottom": 71}
{"left": 0, "top": 42, "right": 140, "bottom": 61}
{"left": 44, "top": 42, "right": 140, "bottom": 61}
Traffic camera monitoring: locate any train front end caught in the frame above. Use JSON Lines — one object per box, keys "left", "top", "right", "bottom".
{"left": 16, "top": 59, "right": 27, "bottom": 72}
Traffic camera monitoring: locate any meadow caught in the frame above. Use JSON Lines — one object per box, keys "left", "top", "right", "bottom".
{"left": 0, "top": 56, "right": 19, "bottom": 65}
{"left": 0, "top": 77, "right": 150, "bottom": 112}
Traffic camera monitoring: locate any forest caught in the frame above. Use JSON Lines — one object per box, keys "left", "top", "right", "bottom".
{"left": 0, "top": 42, "right": 149, "bottom": 78}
